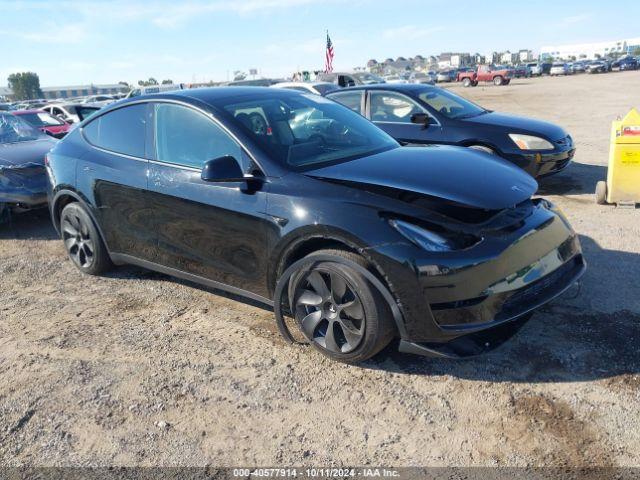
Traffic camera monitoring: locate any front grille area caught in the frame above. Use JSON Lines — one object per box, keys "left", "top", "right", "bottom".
{"left": 554, "top": 135, "right": 573, "bottom": 147}
{"left": 497, "top": 255, "right": 583, "bottom": 320}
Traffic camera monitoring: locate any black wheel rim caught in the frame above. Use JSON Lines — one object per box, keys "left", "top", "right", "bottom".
{"left": 62, "top": 212, "right": 94, "bottom": 269}
{"left": 294, "top": 269, "right": 365, "bottom": 354}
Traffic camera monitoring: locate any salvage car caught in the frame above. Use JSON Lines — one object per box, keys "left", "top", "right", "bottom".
{"left": 47, "top": 88, "right": 585, "bottom": 363}
{"left": 0, "top": 113, "right": 57, "bottom": 218}
{"left": 327, "top": 84, "right": 575, "bottom": 177}
{"left": 13, "top": 109, "right": 72, "bottom": 138}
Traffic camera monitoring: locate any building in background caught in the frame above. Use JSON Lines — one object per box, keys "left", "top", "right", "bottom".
{"left": 41, "top": 84, "right": 129, "bottom": 100}
{"left": 519, "top": 49, "right": 534, "bottom": 62}
{"left": 540, "top": 37, "right": 640, "bottom": 60}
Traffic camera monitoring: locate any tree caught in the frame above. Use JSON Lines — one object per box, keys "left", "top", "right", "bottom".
{"left": 137, "top": 77, "right": 159, "bottom": 87}
{"left": 118, "top": 81, "right": 130, "bottom": 87}
{"left": 633, "top": 47, "right": 640, "bottom": 56}
{"left": 7, "top": 72, "right": 43, "bottom": 100}
{"left": 233, "top": 71, "right": 247, "bottom": 81}
{"left": 161, "top": 79, "right": 173, "bottom": 85}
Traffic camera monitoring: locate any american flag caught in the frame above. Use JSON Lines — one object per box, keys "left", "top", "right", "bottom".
{"left": 324, "top": 32, "right": 334, "bottom": 73}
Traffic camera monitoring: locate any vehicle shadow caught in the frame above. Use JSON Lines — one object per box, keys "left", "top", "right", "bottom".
{"left": 537, "top": 161, "right": 606, "bottom": 196}
{"left": 365, "top": 234, "right": 640, "bottom": 384}
{"left": 0, "top": 208, "right": 59, "bottom": 241}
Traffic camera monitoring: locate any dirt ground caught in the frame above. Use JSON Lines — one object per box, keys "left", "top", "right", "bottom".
{"left": 1, "top": 71, "right": 639, "bottom": 468}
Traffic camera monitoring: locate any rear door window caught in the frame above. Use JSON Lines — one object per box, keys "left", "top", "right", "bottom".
{"left": 83, "top": 104, "right": 147, "bottom": 158}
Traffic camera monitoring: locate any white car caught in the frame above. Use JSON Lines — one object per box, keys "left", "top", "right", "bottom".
{"left": 527, "top": 63, "right": 543, "bottom": 76}
{"left": 43, "top": 103, "right": 101, "bottom": 124}
{"left": 270, "top": 82, "right": 340, "bottom": 96}
{"left": 550, "top": 63, "right": 570, "bottom": 76}
{"left": 383, "top": 75, "right": 408, "bottom": 84}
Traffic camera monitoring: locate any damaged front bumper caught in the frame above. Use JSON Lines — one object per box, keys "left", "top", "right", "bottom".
{"left": 0, "top": 162, "right": 48, "bottom": 208}
{"left": 367, "top": 199, "right": 586, "bottom": 358}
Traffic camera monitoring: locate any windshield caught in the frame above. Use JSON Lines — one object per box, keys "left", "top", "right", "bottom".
{"left": 20, "top": 112, "right": 65, "bottom": 127}
{"left": 418, "top": 88, "right": 486, "bottom": 119}
{"left": 219, "top": 92, "right": 398, "bottom": 170}
{"left": 313, "top": 83, "right": 340, "bottom": 95}
{"left": 354, "top": 72, "right": 385, "bottom": 84}
{"left": 0, "top": 114, "right": 47, "bottom": 144}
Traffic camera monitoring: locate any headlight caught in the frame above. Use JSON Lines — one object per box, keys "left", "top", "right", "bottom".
{"left": 509, "top": 133, "right": 554, "bottom": 151}
{"left": 389, "top": 219, "right": 481, "bottom": 252}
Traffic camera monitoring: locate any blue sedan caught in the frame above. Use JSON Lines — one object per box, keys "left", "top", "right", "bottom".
{"left": 327, "top": 84, "right": 575, "bottom": 178}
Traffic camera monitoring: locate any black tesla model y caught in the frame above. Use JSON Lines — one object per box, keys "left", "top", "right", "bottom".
{"left": 46, "top": 88, "right": 585, "bottom": 363}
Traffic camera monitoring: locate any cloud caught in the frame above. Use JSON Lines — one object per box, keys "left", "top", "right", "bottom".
{"left": 382, "top": 24, "right": 445, "bottom": 40}
{"left": 11, "top": 0, "right": 331, "bottom": 30}
{"left": 0, "top": 24, "right": 89, "bottom": 44}
{"left": 555, "top": 13, "right": 593, "bottom": 27}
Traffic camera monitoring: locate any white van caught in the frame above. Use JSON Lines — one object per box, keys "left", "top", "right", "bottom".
{"left": 125, "top": 83, "right": 186, "bottom": 98}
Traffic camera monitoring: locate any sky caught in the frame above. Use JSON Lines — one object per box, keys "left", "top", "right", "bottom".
{"left": 1, "top": 0, "right": 639, "bottom": 87}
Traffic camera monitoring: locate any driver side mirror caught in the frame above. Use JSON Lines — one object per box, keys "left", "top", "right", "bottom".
{"left": 410, "top": 113, "right": 435, "bottom": 126}
{"left": 201, "top": 155, "right": 246, "bottom": 182}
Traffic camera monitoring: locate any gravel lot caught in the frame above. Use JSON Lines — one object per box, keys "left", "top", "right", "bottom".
{"left": 1, "top": 71, "right": 639, "bottom": 468}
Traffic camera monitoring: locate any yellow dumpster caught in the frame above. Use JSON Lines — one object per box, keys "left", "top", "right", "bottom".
{"left": 596, "top": 108, "right": 640, "bottom": 206}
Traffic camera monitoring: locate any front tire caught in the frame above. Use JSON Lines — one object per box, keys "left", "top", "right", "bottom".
{"left": 468, "top": 144, "right": 495, "bottom": 155}
{"left": 462, "top": 77, "right": 471, "bottom": 87}
{"left": 493, "top": 75, "right": 504, "bottom": 86}
{"left": 288, "top": 249, "right": 395, "bottom": 364}
{"left": 595, "top": 181, "right": 608, "bottom": 205}
{"left": 60, "top": 202, "right": 112, "bottom": 275}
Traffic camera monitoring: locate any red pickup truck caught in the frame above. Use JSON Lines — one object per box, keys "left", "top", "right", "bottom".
{"left": 457, "top": 65, "right": 512, "bottom": 87}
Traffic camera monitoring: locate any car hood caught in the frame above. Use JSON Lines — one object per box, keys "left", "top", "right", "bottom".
{"left": 0, "top": 138, "right": 57, "bottom": 168}
{"left": 305, "top": 145, "right": 537, "bottom": 211}
{"left": 463, "top": 111, "right": 567, "bottom": 141}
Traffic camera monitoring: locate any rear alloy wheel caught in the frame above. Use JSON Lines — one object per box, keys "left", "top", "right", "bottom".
{"left": 60, "top": 202, "right": 112, "bottom": 275}
{"left": 288, "top": 249, "right": 395, "bottom": 363}
{"left": 493, "top": 76, "right": 504, "bottom": 86}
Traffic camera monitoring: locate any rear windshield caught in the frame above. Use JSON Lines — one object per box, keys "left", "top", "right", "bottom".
{"left": 0, "top": 114, "right": 47, "bottom": 144}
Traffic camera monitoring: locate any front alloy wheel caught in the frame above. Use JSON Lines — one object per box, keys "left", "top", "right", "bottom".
{"left": 288, "top": 250, "right": 395, "bottom": 363}
{"left": 295, "top": 269, "right": 365, "bottom": 353}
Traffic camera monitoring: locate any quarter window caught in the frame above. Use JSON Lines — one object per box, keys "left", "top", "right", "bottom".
{"left": 369, "top": 91, "right": 427, "bottom": 123}
{"left": 328, "top": 91, "right": 363, "bottom": 114}
{"left": 83, "top": 104, "right": 147, "bottom": 158}
{"left": 153, "top": 103, "right": 242, "bottom": 169}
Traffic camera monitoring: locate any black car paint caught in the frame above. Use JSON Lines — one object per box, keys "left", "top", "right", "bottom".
{"left": 326, "top": 84, "right": 575, "bottom": 178}
{"left": 47, "top": 88, "right": 585, "bottom": 357}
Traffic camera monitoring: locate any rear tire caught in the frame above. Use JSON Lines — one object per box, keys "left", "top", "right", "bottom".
{"left": 287, "top": 249, "right": 395, "bottom": 364}
{"left": 60, "top": 202, "right": 112, "bottom": 275}
{"left": 471, "top": 80, "right": 478, "bottom": 87}
{"left": 493, "top": 76, "right": 504, "bottom": 86}
{"left": 595, "top": 181, "right": 608, "bottom": 205}
{"left": 462, "top": 77, "right": 471, "bottom": 87}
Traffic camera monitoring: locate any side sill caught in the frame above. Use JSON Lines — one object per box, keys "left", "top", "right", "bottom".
{"left": 110, "top": 253, "right": 274, "bottom": 308}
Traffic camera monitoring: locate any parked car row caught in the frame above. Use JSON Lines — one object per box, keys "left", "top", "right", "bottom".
{"left": 36, "top": 87, "right": 584, "bottom": 364}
